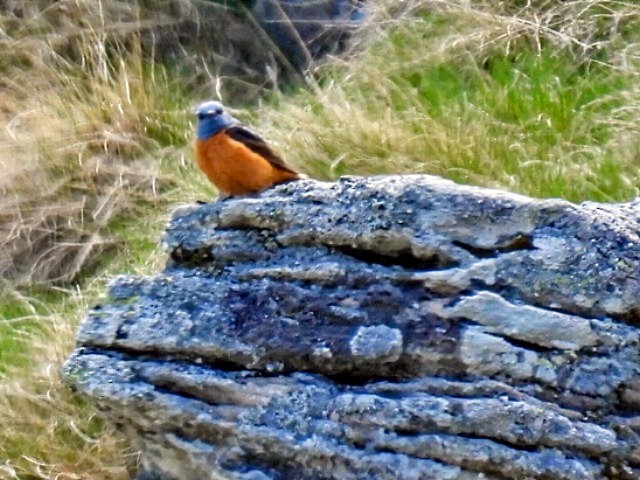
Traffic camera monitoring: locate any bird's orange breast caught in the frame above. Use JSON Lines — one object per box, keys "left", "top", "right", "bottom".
{"left": 195, "top": 131, "right": 297, "bottom": 196}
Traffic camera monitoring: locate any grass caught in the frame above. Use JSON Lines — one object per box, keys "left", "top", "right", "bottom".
{"left": 257, "top": 1, "right": 640, "bottom": 202}
{"left": 1, "top": 0, "right": 639, "bottom": 478}
{"left": 0, "top": 288, "right": 134, "bottom": 480}
{"left": 0, "top": 216, "right": 163, "bottom": 479}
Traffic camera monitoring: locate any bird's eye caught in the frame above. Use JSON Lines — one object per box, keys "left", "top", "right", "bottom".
{"left": 215, "top": 108, "right": 223, "bottom": 115}
{"left": 197, "top": 113, "right": 206, "bottom": 120}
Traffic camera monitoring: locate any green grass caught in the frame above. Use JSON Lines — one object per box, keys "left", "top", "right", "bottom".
{"left": 1, "top": 0, "right": 640, "bottom": 478}
{"left": 0, "top": 293, "right": 41, "bottom": 374}
{"left": 0, "top": 229, "right": 161, "bottom": 479}
{"left": 256, "top": 4, "right": 640, "bottom": 202}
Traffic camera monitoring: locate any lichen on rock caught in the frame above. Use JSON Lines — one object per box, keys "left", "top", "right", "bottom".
{"left": 63, "top": 175, "right": 640, "bottom": 479}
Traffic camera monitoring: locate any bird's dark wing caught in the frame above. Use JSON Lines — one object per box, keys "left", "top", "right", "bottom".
{"left": 225, "top": 124, "right": 298, "bottom": 175}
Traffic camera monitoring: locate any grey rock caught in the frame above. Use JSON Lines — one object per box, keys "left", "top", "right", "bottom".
{"left": 430, "top": 291, "right": 598, "bottom": 350}
{"left": 62, "top": 175, "right": 640, "bottom": 479}
{"left": 349, "top": 325, "right": 403, "bottom": 361}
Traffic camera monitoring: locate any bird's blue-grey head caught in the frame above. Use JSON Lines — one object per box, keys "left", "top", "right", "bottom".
{"left": 195, "top": 100, "right": 235, "bottom": 140}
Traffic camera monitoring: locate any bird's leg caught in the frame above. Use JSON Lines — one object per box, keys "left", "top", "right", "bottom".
{"left": 195, "top": 192, "right": 232, "bottom": 204}
{"left": 216, "top": 192, "right": 233, "bottom": 202}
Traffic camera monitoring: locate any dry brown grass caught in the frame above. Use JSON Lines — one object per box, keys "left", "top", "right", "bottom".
{"left": 0, "top": 1, "right": 175, "bottom": 286}
{"left": 0, "top": 0, "right": 308, "bottom": 287}
{"left": 391, "top": 0, "right": 639, "bottom": 55}
{"left": 0, "top": 288, "right": 135, "bottom": 480}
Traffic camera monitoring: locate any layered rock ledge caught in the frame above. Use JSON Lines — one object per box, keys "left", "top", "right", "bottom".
{"left": 62, "top": 175, "right": 640, "bottom": 479}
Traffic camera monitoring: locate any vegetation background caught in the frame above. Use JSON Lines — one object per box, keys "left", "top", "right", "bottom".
{"left": 0, "top": 0, "right": 639, "bottom": 478}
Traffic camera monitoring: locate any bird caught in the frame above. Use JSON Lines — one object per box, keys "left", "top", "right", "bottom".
{"left": 194, "top": 100, "right": 303, "bottom": 198}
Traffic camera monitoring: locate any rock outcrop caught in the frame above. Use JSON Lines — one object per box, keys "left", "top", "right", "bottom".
{"left": 62, "top": 175, "right": 640, "bottom": 479}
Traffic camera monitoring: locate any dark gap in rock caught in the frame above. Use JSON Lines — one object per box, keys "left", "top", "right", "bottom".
{"left": 89, "top": 346, "right": 254, "bottom": 376}
{"left": 451, "top": 241, "right": 496, "bottom": 259}
{"left": 616, "top": 384, "right": 640, "bottom": 414}
{"left": 369, "top": 376, "right": 566, "bottom": 410}
{"left": 603, "top": 459, "right": 640, "bottom": 480}
{"left": 613, "top": 308, "right": 640, "bottom": 327}
{"left": 534, "top": 387, "right": 611, "bottom": 416}
{"left": 323, "top": 359, "right": 467, "bottom": 388}
{"left": 115, "top": 328, "right": 129, "bottom": 340}
{"left": 493, "top": 333, "right": 553, "bottom": 354}
{"left": 452, "top": 234, "right": 535, "bottom": 259}
{"left": 525, "top": 299, "right": 593, "bottom": 319}
{"left": 93, "top": 347, "right": 418, "bottom": 390}
{"left": 390, "top": 427, "right": 540, "bottom": 453}
{"left": 533, "top": 301, "right": 640, "bottom": 329}
{"left": 169, "top": 245, "right": 213, "bottom": 267}
{"left": 334, "top": 245, "right": 459, "bottom": 271}
{"left": 150, "top": 382, "right": 240, "bottom": 408}
{"left": 326, "top": 371, "right": 395, "bottom": 386}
